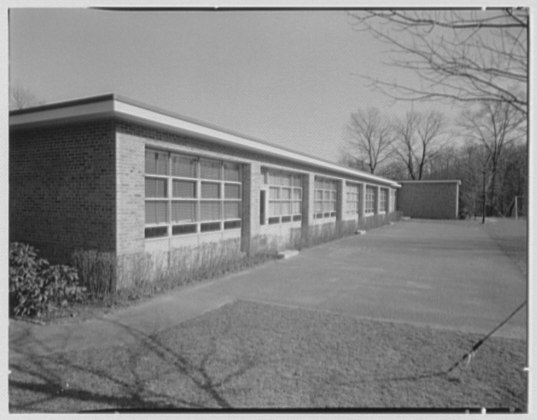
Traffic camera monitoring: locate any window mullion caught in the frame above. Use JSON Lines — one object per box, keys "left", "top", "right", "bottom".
{"left": 167, "top": 153, "right": 172, "bottom": 236}
{"left": 196, "top": 169, "right": 201, "bottom": 232}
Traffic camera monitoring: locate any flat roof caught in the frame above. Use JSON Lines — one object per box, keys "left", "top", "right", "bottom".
{"left": 10, "top": 94, "right": 400, "bottom": 188}
{"left": 398, "top": 180, "right": 462, "bottom": 185}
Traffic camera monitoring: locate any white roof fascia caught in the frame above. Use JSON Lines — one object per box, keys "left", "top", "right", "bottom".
{"left": 10, "top": 94, "right": 400, "bottom": 188}
{"left": 113, "top": 98, "right": 400, "bottom": 188}
{"left": 9, "top": 100, "right": 115, "bottom": 128}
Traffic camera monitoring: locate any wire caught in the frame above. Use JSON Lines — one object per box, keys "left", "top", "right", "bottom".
{"left": 445, "top": 300, "right": 527, "bottom": 375}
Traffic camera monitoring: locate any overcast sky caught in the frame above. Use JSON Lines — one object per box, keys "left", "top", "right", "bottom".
{"left": 9, "top": 8, "right": 470, "bottom": 162}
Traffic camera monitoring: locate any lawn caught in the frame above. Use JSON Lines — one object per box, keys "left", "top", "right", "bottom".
{"left": 481, "top": 218, "right": 528, "bottom": 275}
{"left": 9, "top": 300, "right": 527, "bottom": 412}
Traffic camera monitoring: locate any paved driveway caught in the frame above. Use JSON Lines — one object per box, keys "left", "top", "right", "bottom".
{"left": 10, "top": 219, "right": 528, "bottom": 360}
{"left": 205, "top": 219, "right": 527, "bottom": 339}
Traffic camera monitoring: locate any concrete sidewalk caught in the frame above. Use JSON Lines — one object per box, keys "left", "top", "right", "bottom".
{"left": 9, "top": 219, "right": 528, "bottom": 362}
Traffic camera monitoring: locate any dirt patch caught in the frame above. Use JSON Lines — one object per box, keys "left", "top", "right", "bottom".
{"left": 9, "top": 300, "right": 527, "bottom": 412}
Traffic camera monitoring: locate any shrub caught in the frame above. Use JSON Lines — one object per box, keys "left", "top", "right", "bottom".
{"left": 9, "top": 242, "right": 87, "bottom": 318}
{"left": 71, "top": 250, "right": 116, "bottom": 299}
{"left": 112, "top": 239, "right": 278, "bottom": 302}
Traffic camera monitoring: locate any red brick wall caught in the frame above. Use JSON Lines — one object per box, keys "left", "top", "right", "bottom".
{"left": 397, "top": 181, "right": 460, "bottom": 219}
{"left": 9, "top": 120, "right": 116, "bottom": 261}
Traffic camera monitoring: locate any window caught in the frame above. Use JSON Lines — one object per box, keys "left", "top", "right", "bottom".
{"left": 365, "top": 186, "right": 376, "bottom": 214}
{"left": 263, "top": 169, "right": 302, "bottom": 224}
{"left": 379, "top": 188, "right": 388, "bottom": 213}
{"left": 389, "top": 189, "right": 396, "bottom": 212}
{"left": 314, "top": 177, "right": 337, "bottom": 219}
{"left": 346, "top": 183, "right": 360, "bottom": 216}
{"left": 145, "top": 149, "right": 242, "bottom": 238}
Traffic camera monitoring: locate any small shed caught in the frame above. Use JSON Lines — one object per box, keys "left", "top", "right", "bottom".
{"left": 397, "top": 180, "right": 461, "bottom": 219}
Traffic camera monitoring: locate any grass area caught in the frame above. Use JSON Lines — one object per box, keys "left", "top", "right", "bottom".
{"left": 481, "top": 218, "right": 528, "bottom": 275}
{"left": 9, "top": 300, "right": 527, "bottom": 412}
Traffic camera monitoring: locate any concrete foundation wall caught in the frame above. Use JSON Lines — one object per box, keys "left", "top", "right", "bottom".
{"left": 397, "top": 181, "right": 461, "bottom": 219}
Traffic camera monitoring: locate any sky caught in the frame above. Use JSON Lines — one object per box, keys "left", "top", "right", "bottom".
{"left": 9, "top": 8, "right": 444, "bottom": 163}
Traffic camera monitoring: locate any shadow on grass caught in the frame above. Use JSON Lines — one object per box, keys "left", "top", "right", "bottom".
{"left": 9, "top": 318, "right": 259, "bottom": 412}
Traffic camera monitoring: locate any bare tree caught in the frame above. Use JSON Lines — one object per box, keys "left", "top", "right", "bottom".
{"left": 459, "top": 101, "right": 525, "bottom": 215}
{"left": 10, "top": 84, "right": 43, "bottom": 110}
{"left": 393, "top": 110, "right": 446, "bottom": 180}
{"left": 341, "top": 107, "right": 395, "bottom": 174}
{"left": 348, "top": 9, "right": 528, "bottom": 115}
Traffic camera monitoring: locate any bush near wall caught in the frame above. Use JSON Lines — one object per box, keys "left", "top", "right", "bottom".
{"left": 72, "top": 238, "right": 279, "bottom": 300}
{"left": 9, "top": 243, "right": 87, "bottom": 318}
{"left": 71, "top": 250, "right": 117, "bottom": 299}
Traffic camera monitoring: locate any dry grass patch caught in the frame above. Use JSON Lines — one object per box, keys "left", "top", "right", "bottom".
{"left": 10, "top": 300, "right": 527, "bottom": 412}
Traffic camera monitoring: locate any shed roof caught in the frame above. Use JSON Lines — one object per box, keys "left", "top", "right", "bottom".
{"left": 398, "top": 180, "right": 462, "bottom": 185}
{"left": 10, "top": 94, "right": 400, "bottom": 188}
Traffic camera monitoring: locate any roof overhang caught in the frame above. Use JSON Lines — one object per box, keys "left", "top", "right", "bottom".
{"left": 10, "top": 94, "right": 401, "bottom": 188}
{"left": 397, "top": 180, "right": 462, "bottom": 185}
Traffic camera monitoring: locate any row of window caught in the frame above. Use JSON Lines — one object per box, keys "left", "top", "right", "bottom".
{"left": 145, "top": 149, "right": 393, "bottom": 238}
{"left": 349, "top": 184, "right": 392, "bottom": 215}
{"left": 145, "top": 150, "right": 242, "bottom": 238}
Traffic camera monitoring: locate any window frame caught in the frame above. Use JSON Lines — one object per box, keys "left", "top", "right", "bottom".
{"left": 346, "top": 182, "right": 360, "bottom": 217}
{"left": 365, "top": 185, "right": 376, "bottom": 215}
{"left": 145, "top": 148, "right": 242, "bottom": 238}
{"left": 379, "top": 188, "right": 388, "bottom": 214}
{"left": 314, "top": 177, "right": 337, "bottom": 219}
{"left": 263, "top": 168, "right": 303, "bottom": 224}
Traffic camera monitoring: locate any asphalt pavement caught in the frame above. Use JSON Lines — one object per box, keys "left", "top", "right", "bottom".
{"left": 9, "top": 219, "right": 528, "bottom": 362}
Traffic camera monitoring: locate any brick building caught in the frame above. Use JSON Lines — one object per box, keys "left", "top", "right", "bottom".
{"left": 10, "top": 94, "right": 401, "bottom": 288}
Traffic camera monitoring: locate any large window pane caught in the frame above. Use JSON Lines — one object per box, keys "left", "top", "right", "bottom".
{"left": 225, "top": 184, "right": 241, "bottom": 199}
{"left": 173, "top": 180, "right": 196, "bottom": 198}
{"left": 171, "top": 155, "right": 197, "bottom": 178}
{"left": 201, "top": 182, "right": 220, "bottom": 198}
{"left": 269, "top": 187, "right": 279, "bottom": 200}
{"left": 269, "top": 202, "right": 281, "bottom": 216}
{"left": 292, "top": 188, "right": 302, "bottom": 200}
{"left": 145, "top": 150, "right": 168, "bottom": 175}
{"left": 224, "top": 201, "right": 241, "bottom": 219}
{"left": 366, "top": 186, "right": 376, "bottom": 213}
{"left": 280, "top": 174, "right": 291, "bottom": 186}
{"left": 145, "top": 201, "right": 168, "bottom": 224}
{"left": 200, "top": 201, "right": 221, "bottom": 221}
{"left": 172, "top": 201, "right": 197, "bottom": 223}
{"left": 224, "top": 162, "right": 240, "bottom": 181}
{"left": 200, "top": 160, "right": 221, "bottom": 179}
{"left": 281, "top": 188, "right": 291, "bottom": 199}
{"left": 145, "top": 178, "right": 167, "bottom": 198}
